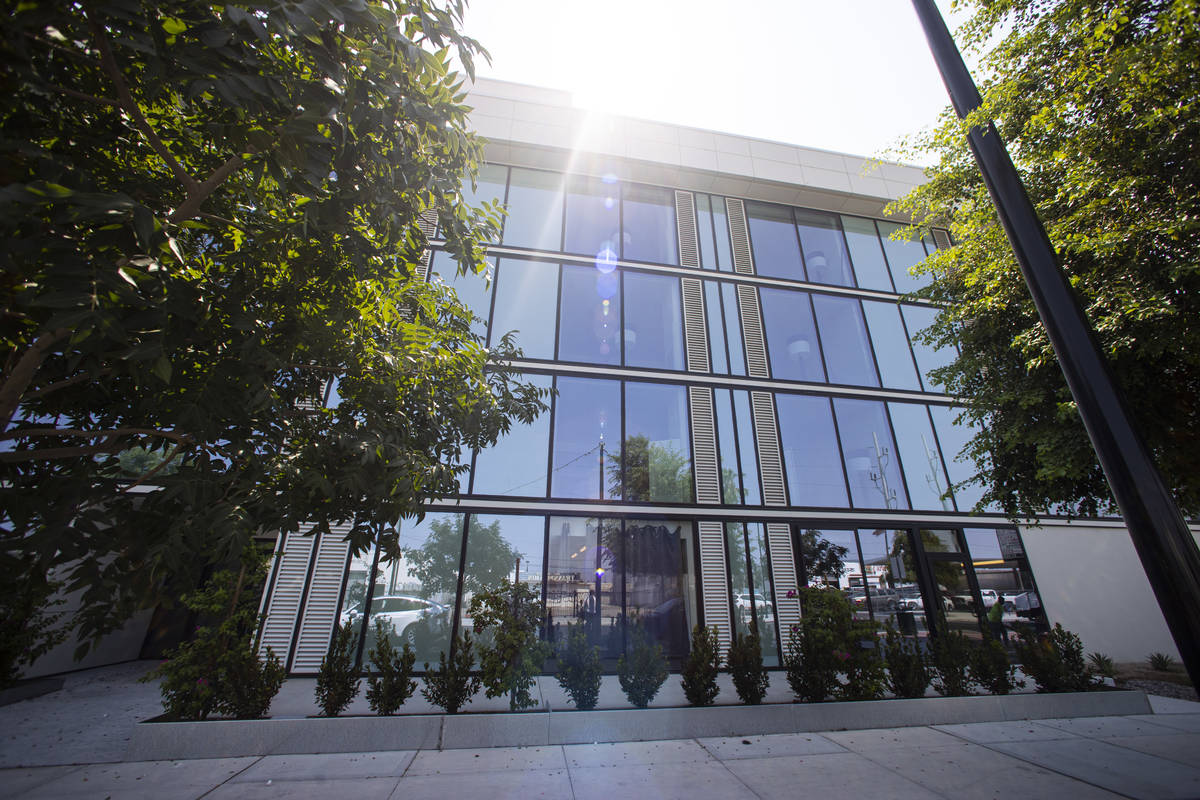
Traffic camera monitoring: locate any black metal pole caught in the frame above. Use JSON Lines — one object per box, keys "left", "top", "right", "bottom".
{"left": 911, "top": 0, "right": 1200, "bottom": 690}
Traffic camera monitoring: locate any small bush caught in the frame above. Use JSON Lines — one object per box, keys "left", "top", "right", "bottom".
{"left": 618, "top": 626, "right": 668, "bottom": 708}
{"left": 0, "top": 572, "right": 67, "bottom": 691}
{"left": 1148, "top": 652, "right": 1176, "bottom": 672}
{"left": 728, "top": 625, "right": 770, "bottom": 705}
{"left": 422, "top": 632, "right": 482, "bottom": 714}
{"left": 222, "top": 646, "right": 287, "bottom": 720}
{"left": 315, "top": 622, "right": 361, "bottom": 716}
{"left": 783, "top": 589, "right": 844, "bottom": 702}
{"left": 366, "top": 620, "right": 417, "bottom": 715}
{"left": 1014, "top": 623, "right": 1098, "bottom": 693}
{"left": 841, "top": 635, "right": 887, "bottom": 701}
{"left": 928, "top": 629, "right": 974, "bottom": 697}
{"left": 469, "top": 579, "right": 552, "bottom": 711}
{"left": 556, "top": 624, "right": 602, "bottom": 710}
{"left": 882, "top": 622, "right": 929, "bottom": 699}
{"left": 680, "top": 624, "right": 722, "bottom": 706}
{"left": 1087, "top": 651, "right": 1116, "bottom": 678}
{"left": 970, "top": 637, "right": 1023, "bottom": 695}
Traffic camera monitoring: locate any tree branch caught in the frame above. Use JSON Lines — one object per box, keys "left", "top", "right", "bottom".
{"left": 0, "top": 426, "right": 194, "bottom": 444}
{"left": 48, "top": 84, "right": 122, "bottom": 108}
{"left": 24, "top": 368, "right": 112, "bottom": 401}
{"left": 0, "top": 328, "right": 71, "bottom": 432}
{"left": 168, "top": 149, "right": 253, "bottom": 223}
{"left": 118, "top": 443, "right": 182, "bottom": 494}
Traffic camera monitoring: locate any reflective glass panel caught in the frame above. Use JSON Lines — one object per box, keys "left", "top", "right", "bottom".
{"left": 472, "top": 373, "right": 552, "bottom": 497}
{"left": 558, "top": 263, "right": 621, "bottom": 365}
{"left": 878, "top": 220, "right": 932, "bottom": 293}
{"left": 714, "top": 389, "right": 742, "bottom": 504}
{"left": 798, "top": 528, "right": 858, "bottom": 590}
{"left": 747, "top": 202, "right": 803, "bottom": 280}
{"left": 963, "top": 528, "right": 1047, "bottom": 638}
{"left": 833, "top": 398, "right": 909, "bottom": 510}
{"left": 620, "top": 382, "right": 692, "bottom": 502}
{"left": 622, "top": 183, "right": 678, "bottom": 265}
{"left": 546, "top": 516, "right": 623, "bottom": 659}
{"left": 623, "top": 272, "right": 684, "bottom": 370}
{"left": 745, "top": 522, "right": 779, "bottom": 665}
{"left": 711, "top": 196, "right": 734, "bottom": 272}
{"left": 336, "top": 544, "right": 377, "bottom": 667}
{"left": 871, "top": 529, "right": 933, "bottom": 638}
{"left": 776, "top": 394, "right": 848, "bottom": 507}
{"left": 461, "top": 163, "right": 508, "bottom": 243}
{"left": 721, "top": 283, "right": 747, "bottom": 375}
{"left": 811, "top": 295, "right": 879, "bottom": 387}
{"left": 857, "top": 528, "right": 895, "bottom": 620}
{"left": 704, "top": 282, "right": 729, "bottom": 374}
{"left": 727, "top": 523, "right": 752, "bottom": 633}
{"left": 564, "top": 175, "right": 620, "bottom": 260}
{"left": 888, "top": 402, "right": 953, "bottom": 511}
{"left": 624, "top": 519, "right": 693, "bottom": 659}
{"left": 760, "top": 287, "right": 826, "bottom": 382}
{"left": 696, "top": 194, "right": 717, "bottom": 270}
{"left": 731, "top": 390, "right": 761, "bottom": 505}
{"left": 489, "top": 258, "right": 558, "bottom": 359}
{"left": 901, "top": 303, "right": 953, "bottom": 393}
{"left": 929, "top": 405, "right": 989, "bottom": 511}
{"left": 921, "top": 528, "right": 961, "bottom": 553}
{"left": 502, "top": 167, "right": 563, "bottom": 252}
{"left": 431, "top": 250, "right": 494, "bottom": 340}
{"left": 862, "top": 300, "right": 921, "bottom": 391}
{"left": 552, "top": 376, "right": 621, "bottom": 499}
{"left": 795, "top": 209, "right": 854, "bottom": 287}
{"left": 933, "top": 558, "right": 985, "bottom": 641}
{"left": 841, "top": 216, "right": 893, "bottom": 292}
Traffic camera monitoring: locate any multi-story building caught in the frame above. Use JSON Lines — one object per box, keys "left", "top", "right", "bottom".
{"left": 106, "top": 78, "right": 1200, "bottom": 679}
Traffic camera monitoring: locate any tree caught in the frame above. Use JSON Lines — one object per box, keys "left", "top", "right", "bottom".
{"left": 796, "top": 529, "right": 849, "bottom": 586}
{"left": 607, "top": 435, "right": 693, "bottom": 503}
{"left": 0, "top": 1, "right": 550, "bottom": 647}
{"left": 889, "top": 0, "right": 1200, "bottom": 518}
{"left": 406, "top": 515, "right": 515, "bottom": 596}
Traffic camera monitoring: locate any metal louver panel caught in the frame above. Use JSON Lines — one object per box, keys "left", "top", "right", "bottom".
{"left": 697, "top": 520, "right": 732, "bottom": 652}
{"left": 675, "top": 190, "right": 700, "bottom": 268}
{"left": 681, "top": 278, "right": 710, "bottom": 373}
{"left": 290, "top": 524, "right": 353, "bottom": 674}
{"left": 257, "top": 532, "right": 315, "bottom": 663}
{"left": 767, "top": 522, "right": 802, "bottom": 631}
{"left": 750, "top": 391, "right": 788, "bottom": 506}
{"left": 689, "top": 387, "right": 721, "bottom": 505}
{"left": 736, "top": 284, "right": 770, "bottom": 379}
{"left": 932, "top": 229, "right": 952, "bottom": 250}
{"left": 416, "top": 209, "right": 438, "bottom": 281}
{"left": 725, "top": 198, "right": 755, "bottom": 275}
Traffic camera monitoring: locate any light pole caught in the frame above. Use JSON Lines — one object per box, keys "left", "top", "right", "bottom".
{"left": 911, "top": 0, "right": 1200, "bottom": 690}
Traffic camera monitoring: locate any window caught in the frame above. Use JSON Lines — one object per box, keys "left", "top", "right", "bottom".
{"left": 760, "top": 287, "right": 825, "bottom": 382}
{"left": 564, "top": 175, "right": 620, "bottom": 259}
{"left": 551, "top": 376, "right": 621, "bottom": 499}
{"left": 489, "top": 258, "right": 558, "bottom": 359}
{"left": 558, "top": 263, "right": 621, "bottom": 365}
{"left": 811, "top": 295, "right": 878, "bottom": 387}
{"left": 746, "top": 202, "right": 803, "bottom": 280}
{"left": 795, "top": 209, "right": 854, "bottom": 287}
{"left": 833, "top": 398, "right": 908, "bottom": 510}
{"left": 621, "top": 382, "right": 692, "bottom": 503}
{"left": 878, "top": 220, "right": 931, "bottom": 294}
{"left": 503, "top": 167, "right": 562, "bottom": 252}
{"left": 841, "top": 216, "right": 893, "bottom": 292}
{"left": 472, "top": 374, "right": 552, "bottom": 497}
{"left": 622, "top": 272, "right": 684, "bottom": 370}
{"left": 622, "top": 183, "right": 678, "bottom": 265}
{"left": 776, "top": 393, "right": 847, "bottom": 507}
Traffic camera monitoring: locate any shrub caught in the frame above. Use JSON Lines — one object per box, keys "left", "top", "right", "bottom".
{"left": 468, "top": 579, "right": 553, "bottom": 711}
{"left": 882, "top": 621, "right": 929, "bottom": 699}
{"left": 783, "top": 589, "right": 844, "bottom": 703}
{"left": 970, "top": 637, "right": 1023, "bottom": 695}
{"left": 618, "top": 626, "right": 668, "bottom": 708}
{"left": 728, "top": 625, "right": 770, "bottom": 705}
{"left": 1014, "top": 623, "right": 1098, "bottom": 693}
{"left": 315, "top": 623, "right": 361, "bottom": 716}
{"left": 0, "top": 572, "right": 68, "bottom": 691}
{"left": 556, "top": 624, "right": 602, "bottom": 710}
{"left": 928, "top": 628, "right": 974, "bottom": 697}
{"left": 1148, "top": 652, "right": 1176, "bottom": 672}
{"left": 1087, "top": 651, "right": 1116, "bottom": 678}
{"left": 680, "top": 624, "right": 722, "bottom": 706}
{"left": 366, "top": 619, "right": 417, "bottom": 715}
{"left": 422, "top": 632, "right": 481, "bottom": 714}
{"left": 841, "top": 634, "right": 887, "bottom": 702}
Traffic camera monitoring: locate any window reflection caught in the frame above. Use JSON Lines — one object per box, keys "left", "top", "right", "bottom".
{"left": 963, "top": 528, "right": 1048, "bottom": 641}
{"left": 811, "top": 295, "right": 878, "bottom": 387}
{"left": 888, "top": 402, "right": 952, "bottom": 511}
{"left": 878, "top": 220, "right": 931, "bottom": 294}
{"left": 747, "top": 202, "right": 803, "bottom": 280}
{"left": 460, "top": 164, "right": 508, "bottom": 243}
{"left": 776, "top": 394, "right": 847, "bottom": 507}
{"left": 472, "top": 373, "right": 552, "bottom": 497}
{"left": 624, "top": 519, "right": 693, "bottom": 659}
{"left": 547, "top": 517, "right": 623, "bottom": 660}
{"left": 705, "top": 282, "right": 729, "bottom": 373}
{"left": 489, "top": 258, "right": 558, "bottom": 359}
{"left": 833, "top": 398, "right": 909, "bottom": 510}
{"left": 558, "top": 263, "right": 621, "bottom": 365}
{"left": 902, "top": 303, "right": 954, "bottom": 393}
{"left": 795, "top": 209, "right": 854, "bottom": 287}
{"left": 863, "top": 300, "right": 922, "bottom": 391}
{"left": 760, "top": 287, "right": 826, "bottom": 382}
{"left": 503, "top": 167, "right": 563, "bottom": 252}
{"left": 551, "top": 376, "right": 621, "bottom": 499}
{"left": 431, "top": 250, "right": 494, "bottom": 340}
{"left": 337, "top": 544, "right": 377, "bottom": 668}
{"left": 623, "top": 272, "right": 684, "bottom": 370}
{"left": 617, "top": 382, "right": 692, "bottom": 503}
{"left": 721, "top": 283, "right": 747, "bottom": 375}
{"left": 564, "top": 175, "right": 620, "bottom": 260}
{"left": 929, "top": 405, "right": 990, "bottom": 511}
{"left": 622, "top": 183, "right": 678, "bottom": 265}
{"left": 841, "top": 216, "right": 893, "bottom": 292}
{"left": 731, "top": 391, "right": 761, "bottom": 505}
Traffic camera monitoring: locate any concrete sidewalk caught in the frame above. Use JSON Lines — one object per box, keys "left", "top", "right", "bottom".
{"left": 1, "top": 662, "right": 1197, "bottom": 799}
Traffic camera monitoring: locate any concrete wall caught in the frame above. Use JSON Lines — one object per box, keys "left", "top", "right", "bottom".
{"left": 1020, "top": 521, "right": 1200, "bottom": 663}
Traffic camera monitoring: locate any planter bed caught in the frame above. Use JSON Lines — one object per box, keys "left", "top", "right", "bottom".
{"left": 125, "top": 689, "right": 1151, "bottom": 761}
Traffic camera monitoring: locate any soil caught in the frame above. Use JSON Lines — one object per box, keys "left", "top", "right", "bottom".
{"left": 1113, "top": 663, "right": 1198, "bottom": 702}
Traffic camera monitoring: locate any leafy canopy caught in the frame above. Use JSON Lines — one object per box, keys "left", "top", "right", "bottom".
{"left": 889, "top": 0, "right": 1200, "bottom": 517}
{"left": 0, "top": 0, "right": 548, "bottom": 644}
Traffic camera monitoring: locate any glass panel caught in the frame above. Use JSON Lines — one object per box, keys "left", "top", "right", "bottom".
{"left": 921, "top": 528, "right": 961, "bottom": 553}
{"left": 622, "top": 183, "right": 678, "bottom": 265}
{"left": 696, "top": 194, "right": 717, "bottom": 270}
{"left": 902, "top": 304, "right": 954, "bottom": 393}
{"left": 878, "top": 220, "right": 931, "bottom": 294}
{"left": 798, "top": 528, "right": 869, "bottom": 621}
{"left": 746, "top": 201, "right": 803, "bottom": 281}
{"left": 551, "top": 376, "right": 621, "bottom": 499}
{"left": 874, "top": 529, "right": 933, "bottom": 638}
{"left": 933, "top": 559, "right": 986, "bottom": 641}
{"left": 546, "top": 516, "right": 623, "bottom": 660}
{"left": 462, "top": 163, "right": 508, "bottom": 243}
{"left": 623, "top": 272, "right": 684, "bottom": 370}
{"left": 372, "top": 513, "right": 462, "bottom": 668}
{"left": 888, "top": 402, "right": 953, "bottom": 511}
{"left": 776, "top": 394, "right": 848, "bottom": 507}
{"left": 457, "top": 514, "right": 547, "bottom": 664}
{"left": 563, "top": 175, "right": 620, "bottom": 260}
{"left": 714, "top": 389, "right": 742, "bottom": 505}
{"left": 711, "top": 196, "right": 734, "bottom": 272}
{"left": 472, "top": 374, "right": 552, "bottom": 497}
{"left": 833, "top": 398, "right": 909, "bottom": 510}
{"left": 431, "top": 250, "right": 494, "bottom": 340}
{"left": 721, "top": 283, "right": 746, "bottom": 375}
{"left": 619, "top": 382, "right": 692, "bottom": 502}
{"left": 727, "top": 523, "right": 752, "bottom": 635}
{"left": 929, "top": 405, "right": 988, "bottom": 511}
{"left": 745, "top": 523, "right": 779, "bottom": 666}
{"left": 731, "top": 390, "right": 761, "bottom": 505}
{"left": 811, "top": 295, "right": 878, "bottom": 387}
{"left": 841, "top": 216, "right": 893, "bottom": 292}
{"left": 502, "top": 167, "right": 563, "bottom": 252}
{"left": 336, "top": 544, "right": 376, "bottom": 667}
{"left": 857, "top": 528, "right": 894, "bottom": 620}
{"left": 489, "top": 258, "right": 558, "bottom": 359}
{"left": 760, "top": 287, "right": 826, "bottom": 383}
{"left": 795, "top": 209, "right": 854, "bottom": 287}
{"left": 704, "top": 281, "right": 728, "bottom": 374}
{"left": 963, "top": 528, "right": 1047, "bottom": 639}
{"left": 862, "top": 300, "right": 922, "bottom": 391}
{"left": 624, "top": 519, "right": 692, "bottom": 659}
{"left": 558, "top": 263, "right": 621, "bottom": 365}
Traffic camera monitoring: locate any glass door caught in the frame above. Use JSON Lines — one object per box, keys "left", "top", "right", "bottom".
{"left": 915, "top": 528, "right": 987, "bottom": 641}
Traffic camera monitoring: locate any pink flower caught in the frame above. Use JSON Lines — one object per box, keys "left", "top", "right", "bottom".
{"left": 786, "top": 589, "right": 797, "bottom": 599}
{"left": 196, "top": 678, "right": 208, "bottom": 686}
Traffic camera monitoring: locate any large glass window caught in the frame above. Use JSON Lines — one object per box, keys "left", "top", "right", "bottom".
{"left": 564, "top": 175, "right": 620, "bottom": 260}
{"left": 728, "top": 522, "right": 778, "bottom": 664}
{"left": 546, "top": 516, "right": 623, "bottom": 660}
{"left": 714, "top": 389, "right": 741, "bottom": 504}
{"left": 457, "top": 514, "right": 546, "bottom": 662}
{"left": 622, "top": 183, "right": 677, "bottom": 265}
{"left": 705, "top": 282, "right": 729, "bottom": 374}
{"left": 862, "top": 300, "right": 922, "bottom": 391}
{"left": 879, "top": 220, "right": 931, "bottom": 294}
{"left": 732, "top": 390, "right": 761, "bottom": 505}
{"left": 888, "top": 402, "right": 953, "bottom": 511}
{"left": 558, "top": 263, "right": 621, "bottom": 365}
{"left": 776, "top": 393, "right": 848, "bottom": 507}
{"left": 795, "top": 209, "right": 853, "bottom": 287}
{"left": 620, "top": 382, "right": 692, "bottom": 502}
{"left": 461, "top": 163, "right": 508, "bottom": 243}
{"left": 431, "top": 250, "right": 494, "bottom": 340}
{"left": 472, "top": 373, "right": 552, "bottom": 497}
{"left": 551, "top": 376, "right": 621, "bottom": 499}
{"left": 841, "top": 216, "right": 893, "bottom": 292}
{"left": 489, "top": 258, "right": 558, "bottom": 359}
{"left": 963, "top": 528, "right": 1047, "bottom": 639}
{"left": 623, "top": 272, "right": 684, "bottom": 370}
{"left": 760, "top": 287, "right": 826, "bottom": 382}
{"left": 623, "top": 519, "right": 693, "bottom": 659}
{"left": 503, "top": 167, "right": 563, "bottom": 252}
{"left": 720, "top": 283, "right": 747, "bottom": 375}
{"left": 833, "top": 398, "right": 909, "bottom": 510}
{"left": 902, "top": 304, "right": 954, "bottom": 393}
{"left": 747, "top": 202, "right": 803, "bottom": 281}
{"left": 337, "top": 545, "right": 377, "bottom": 668}
{"left": 929, "top": 405, "right": 990, "bottom": 511}
{"left": 811, "top": 295, "right": 879, "bottom": 387}
{"left": 873, "top": 529, "right": 931, "bottom": 637}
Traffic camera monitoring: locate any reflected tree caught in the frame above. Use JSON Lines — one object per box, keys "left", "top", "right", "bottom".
{"left": 607, "top": 435, "right": 693, "bottom": 502}
{"left": 797, "top": 530, "right": 850, "bottom": 586}
{"left": 406, "top": 516, "right": 516, "bottom": 597}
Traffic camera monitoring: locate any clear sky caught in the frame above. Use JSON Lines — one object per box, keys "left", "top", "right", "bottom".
{"left": 462, "top": 1, "right": 972, "bottom": 165}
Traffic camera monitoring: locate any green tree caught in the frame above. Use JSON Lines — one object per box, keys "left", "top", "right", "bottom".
{"left": 796, "top": 529, "right": 849, "bottom": 586}
{"left": 890, "top": 0, "right": 1200, "bottom": 517}
{"left": 468, "top": 578, "right": 552, "bottom": 711}
{"left": 607, "top": 435, "right": 693, "bottom": 502}
{"left": 0, "top": 0, "right": 548, "bottom": 644}
{"left": 407, "top": 515, "right": 515, "bottom": 596}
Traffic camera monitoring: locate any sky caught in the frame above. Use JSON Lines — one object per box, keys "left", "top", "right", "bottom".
{"left": 462, "top": 1, "right": 974, "bottom": 165}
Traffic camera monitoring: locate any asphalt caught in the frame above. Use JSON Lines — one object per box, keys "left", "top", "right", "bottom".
{"left": 1, "top": 661, "right": 1197, "bottom": 799}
